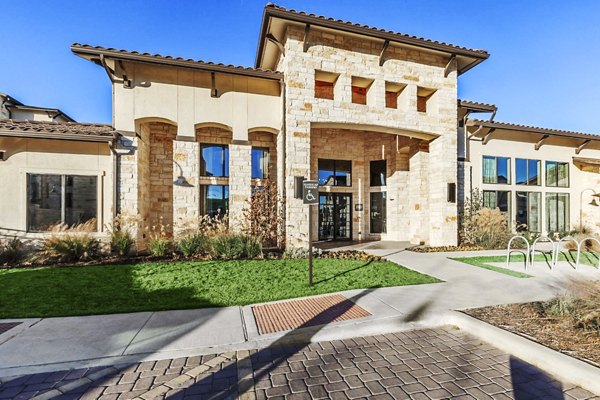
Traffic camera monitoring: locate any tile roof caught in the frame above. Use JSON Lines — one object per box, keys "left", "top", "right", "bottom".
{"left": 71, "top": 44, "right": 283, "bottom": 80}
{"left": 458, "top": 99, "right": 497, "bottom": 112}
{"left": 260, "top": 3, "right": 489, "bottom": 58}
{"left": 0, "top": 119, "right": 116, "bottom": 142}
{"left": 467, "top": 119, "right": 600, "bottom": 141}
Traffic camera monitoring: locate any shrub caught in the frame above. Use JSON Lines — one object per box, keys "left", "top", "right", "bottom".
{"left": 40, "top": 221, "right": 100, "bottom": 263}
{"left": 212, "top": 234, "right": 262, "bottom": 259}
{"left": 242, "top": 180, "right": 285, "bottom": 248}
{"left": 282, "top": 247, "right": 322, "bottom": 259}
{"left": 319, "top": 250, "right": 381, "bottom": 261}
{"left": 541, "top": 280, "right": 600, "bottom": 333}
{"left": 147, "top": 221, "right": 173, "bottom": 258}
{"left": 462, "top": 207, "right": 512, "bottom": 249}
{"left": 177, "top": 233, "right": 210, "bottom": 258}
{"left": 106, "top": 213, "right": 138, "bottom": 257}
{"left": 0, "top": 238, "right": 24, "bottom": 265}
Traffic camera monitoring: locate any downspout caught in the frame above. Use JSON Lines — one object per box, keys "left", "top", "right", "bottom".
{"left": 280, "top": 77, "right": 286, "bottom": 248}
{"left": 107, "top": 137, "right": 119, "bottom": 222}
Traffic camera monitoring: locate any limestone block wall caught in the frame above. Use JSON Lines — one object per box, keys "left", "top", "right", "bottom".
{"left": 229, "top": 143, "right": 252, "bottom": 231}
{"left": 279, "top": 25, "right": 458, "bottom": 247}
{"left": 173, "top": 140, "right": 200, "bottom": 234}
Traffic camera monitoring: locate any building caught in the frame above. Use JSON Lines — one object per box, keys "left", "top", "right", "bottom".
{"left": 1, "top": 93, "right": 74, "bottom": 123}
{"left": 1, "top": 4, "right": 599, "bottom": 246}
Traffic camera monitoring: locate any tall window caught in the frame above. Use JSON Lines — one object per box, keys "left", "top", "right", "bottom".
{"left": 483, "top": 190, "right": 510, "bottom": 213}
{"left": 27, "top": 174, "right": 97, "bottom": 231}
{"left": 546, "top": 161, "right": 569, "bottom": 187}
{"left": 201, "top": 144, "right": 229, "bottom": 177}
{"left": 370, "top": 160, "right": 386, "bottom": 187}
{"left": 483, "top": 156, "right": 510, "bottom": 184}
{"left": 251, "top": 147, "right": 269, "bottom": 179}
{"left": 516, "top": 192, "right": 541, "bottom": 232}
{"left": 547, "top": 193, "right": 570, "bottom": 233}
{"left": 201, "top": 185, "right": 229, "bottom": 218}
{"left": 516, "top": 158, "right": 540, "bottom": 185}
{"left": 318, "top": 159, "right": 352, "bottom": 187}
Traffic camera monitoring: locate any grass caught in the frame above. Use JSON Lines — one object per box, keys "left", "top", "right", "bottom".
{"left": 451, "top": 251, "right": 599, "bottom": 279}
{"left": 0, "top": 258, "right": 440, "bottom": 318}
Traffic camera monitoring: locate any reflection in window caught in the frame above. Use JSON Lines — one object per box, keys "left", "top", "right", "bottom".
{"left": 483, "top": 190, "right": 510, "bottom": 213}
{"left": 201, "top": 185, "right": 229, "bottom": 218}
{"left": 483, "top": 156, "right": 510, "bottom": 184}
{"left": 318, "top": 159, "right": 352, "bottom": 187}
{"left": 251, "top": 147, "right": 269, "bottom": 179}
{"left": 516, "top": 192, "right": 541, "bottom": 232}
{"left": 27, "top": 174, "right": 97, "bottom": 232}
{"left": 370, "top": 160, "right": 386, "bottom": 187}
{"left": 201, "top": 145, "right": 229, "bottom": 177}
{"left": 546, "top": 161, "right": 569, "bottom": 187}
{"left": 516, "top": 158, "right": 540, "bottom": 185}
{"left": 547, "top": 193, "right": 569, "bottom": 233}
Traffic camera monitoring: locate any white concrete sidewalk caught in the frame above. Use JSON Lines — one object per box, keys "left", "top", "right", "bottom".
{"left": 0, "top": 248, "right": 595, "bottom": 377}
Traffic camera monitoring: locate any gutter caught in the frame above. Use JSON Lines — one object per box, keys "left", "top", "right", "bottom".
{"left": 0, "top": 131, "right": 116, "bottom": 143}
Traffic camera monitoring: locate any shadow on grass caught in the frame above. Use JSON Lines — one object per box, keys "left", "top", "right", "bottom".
{"left": 313, "top": 259, "right": 373, "bottom": 285}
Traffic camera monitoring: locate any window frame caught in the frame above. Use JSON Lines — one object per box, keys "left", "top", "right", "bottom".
{"left": 546, "top": 193, "right": 570, "bottom": 233}
{"left": 26, "top": 173, "right": 98, "bottom": 232}
{"left": 251, "top": 147, "right": 270, "bottom": 180}
{"left": 515, "top": 158, "right": 541, "bottom": 186}
{"left": 515, "top": 191, "right": 542, "bottom": 232}
{"left": 318, "top": 159, "right": 352, "bottom": 187}
{"left": 369, "top": 160, "right": 387, "bottom": 187}
{"left": 200, "top": 144, "right": 229, "bottom": 178}
{"left": 482, "top": 190, "right": 511, "bottom": 215}
{"left": 482, "top": 155, "right": 511, "bottom": 185}
{"left": 200, "top": 184, "right": 229, "bottom": 218}
{"left": 545, "top": 161, "right": 570, "bottom": 188}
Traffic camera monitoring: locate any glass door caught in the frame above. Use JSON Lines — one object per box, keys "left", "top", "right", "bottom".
{"left": 319, "top": 193, "right": 352, "bottom": 240}
{"left": 370, "top": 192, "right": 387, "bottom": 234}
{"left": 319, "top": 193, "right": 335, "bottom": 240}
{"left": 335, "top": 194, "right": 352, "bottom": 240}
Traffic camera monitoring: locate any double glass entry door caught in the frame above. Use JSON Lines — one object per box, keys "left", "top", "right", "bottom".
{"left": 319, "top": 193, "right": 352, "bottom": 241}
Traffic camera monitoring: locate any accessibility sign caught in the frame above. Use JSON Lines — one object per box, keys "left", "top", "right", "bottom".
{"left": 303, "top": 180, "right": 319, "bottom": 205}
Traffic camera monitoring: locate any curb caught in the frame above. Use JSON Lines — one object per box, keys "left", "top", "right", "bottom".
{"left": 445, "top": 311, "right": 600, "bottom": 395}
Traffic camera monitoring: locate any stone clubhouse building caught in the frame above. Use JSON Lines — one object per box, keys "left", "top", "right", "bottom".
{"left": 2, "top": 4, "right": 600, "bottom": 248}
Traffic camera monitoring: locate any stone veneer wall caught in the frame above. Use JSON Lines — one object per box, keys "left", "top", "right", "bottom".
{"left": 279, "top": 25, "right": 458, "bottom": 247}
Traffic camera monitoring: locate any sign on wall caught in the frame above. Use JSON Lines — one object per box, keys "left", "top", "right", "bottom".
{"left": 302, "top": 180, "right": 319, "bottom": 205}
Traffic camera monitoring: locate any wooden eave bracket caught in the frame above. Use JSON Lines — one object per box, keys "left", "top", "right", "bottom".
{"left": 379, "top": 40, "right": 390, "bottom": 66}
{"left": 303, "top": 24, "right": 311, "bottom": 52}
{"left": 535, "top": 134, "right": 550, "bottom": 150}
{"left": 482, "top": 128, "right": 496, "bottom": 145}
{"left": 576, "top": 139, "right": 591, "bottom": 154}
{"left": 99, "top": 54, "right": 115, "bottom": 83}
{"left": 266, "top": 33, "right": 285, "bottom": 57}
{"left": 444, "top": 55, "right": 456, "bottom": 77}
{"left": 117, "top": 60, "right": 133, "bottom": 89}
{"left": 211, "top": 72, "right": 218, "bottom": 98}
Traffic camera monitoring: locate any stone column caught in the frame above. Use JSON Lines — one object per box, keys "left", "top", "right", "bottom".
{"left": 285, "top": 121, "right": 311, "bottom": 248}
{"left": 228, "top": 142, "right": 252, "bottom": 232}
{"left": 428, "top": 136, "right": 458, "bottom": 246}
{"left": 172, "top": 139, "right": 200, "bottom": 236}
{"left": 408, "top": 148, "right": 429, "bottom": 244}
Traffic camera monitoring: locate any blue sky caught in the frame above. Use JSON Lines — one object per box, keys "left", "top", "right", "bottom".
{"left": 1, "top": 1, "right": 599, "bottom": 132}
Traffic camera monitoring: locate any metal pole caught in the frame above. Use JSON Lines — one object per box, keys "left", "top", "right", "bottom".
{"left": 308, "top": 205, "right": 313, "bottom": 287}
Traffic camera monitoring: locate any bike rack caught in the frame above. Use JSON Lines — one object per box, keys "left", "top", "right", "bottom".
{"left": 553, "top": 236, "right": 580, "bottom": 269}
{"left": 530, "top": 236, "right": 557, "bottom": 270}
{"left": 576, "top": 237, "right": 600, "bottom": 270}
{"left": 506, "top": 235, "right": 530, "bottom": 270}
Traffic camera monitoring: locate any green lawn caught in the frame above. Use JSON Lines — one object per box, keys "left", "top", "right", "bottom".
{"left": 451, "top": 251, "right": 599, "bottom": 279}
{"left": 0, "top": 259, "right": 440, "bottom": 318}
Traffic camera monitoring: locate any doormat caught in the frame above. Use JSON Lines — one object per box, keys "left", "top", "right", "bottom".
{"left": 252, "top": 294, "right": 371, "bottom": 334}
{"left": 0, "top": 322, "right": 21, "bottom": 335}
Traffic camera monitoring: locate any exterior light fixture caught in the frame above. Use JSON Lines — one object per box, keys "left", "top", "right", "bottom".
{"left": 580, "top": 188, "right": 600, "bottom": 230}
{"left": 174, "top": 176, "right": 193, "bottom": 187}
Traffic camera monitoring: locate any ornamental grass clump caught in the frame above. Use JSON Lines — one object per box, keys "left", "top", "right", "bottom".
{"left": 0, "top": 238, "right": 25, "bottom": 265}
{"left": 177, "top": 233, "right": 211, "bottom": 258}
{"left": 40, "top": 220, "right": 100, "bottom": 263}
{"left": 540, "top": 280, "right": 600, "bottom": 333}
{"left": 107, "top": 213, "right": 138, "bottom": 257}
{"left": 211, "top": 233, "right": 262, "bottom": 260}
{"left": 147, "top": 221, "right": 173, "bottom": 258}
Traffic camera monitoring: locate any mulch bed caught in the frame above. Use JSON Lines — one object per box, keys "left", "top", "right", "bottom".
{"left": 465, "top": 303, "right": 600, "bottom": 366}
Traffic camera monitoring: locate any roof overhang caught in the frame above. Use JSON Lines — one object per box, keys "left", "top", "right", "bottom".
{"left": 573, "top": 156, "right": 600, "bottom": 168}
{"left": 5, "top": 104, "right": 75, "bottom": 122}
{"left": 311, "top": 121, "right": 440, "bottom": 141}
{"left": 0, "top": 130, "right": 116, "bottom": 143}
{"left": 466, "top": 119, "right": 600, "bottom": 142}
{"left": 71, "top": 44, "right": 283, "bottom": 81}
{"left": 255, "top": 4, "right": 489, "bottom": 74}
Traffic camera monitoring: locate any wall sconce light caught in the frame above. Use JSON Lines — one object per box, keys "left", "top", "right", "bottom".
{"left": 174, "top": 175, "right": 193, "bottom": 187}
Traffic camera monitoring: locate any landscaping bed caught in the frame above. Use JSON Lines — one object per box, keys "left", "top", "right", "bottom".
{"left": 0, "top": 258, "right": 440, "bottom": 318}
{"left": 465, "top": 301, "right": 600, "bottom": 366}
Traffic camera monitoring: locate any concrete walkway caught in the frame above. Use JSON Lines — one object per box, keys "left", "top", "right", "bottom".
{"left": 0, "top": 248, "right": 596, "bottom": 378}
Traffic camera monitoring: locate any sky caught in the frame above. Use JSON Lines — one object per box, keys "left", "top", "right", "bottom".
{"left": 1, "top": 1, "right": 599, "bottom": 132}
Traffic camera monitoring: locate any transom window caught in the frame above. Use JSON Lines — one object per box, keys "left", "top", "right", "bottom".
{"left": 318, "top": 159, "right": 352, "bottom": 187}
{"left": 201, "top": 144, "right": 229, "bottom": 177}
{"left": 483, "top": 156, "right": 511, "bottom": 184}
{"left": 201, "top": 185, "right": 229, "bottom": 218}
{"left": 516, "top": 191, "right": 541, "bottom": 232}
{"left": 546, "top": 161, "right": 569, "bottom": 187}
{"left": 546, "top": 193, "right": 570, "bottom": 233}
{"left": 27, "top": 174, "right": 97, "bottom": 231}
{"left": 516, "top": 158, "right": 541, "bottom": 185}
{"left": 251, "top": 147, "right": 269, "bottom": 179}
{"left": 483, "top": 190, "right": 510, "bottom": 213}
{"left": 370, "top": 160, "right": 386, "bottom": 187}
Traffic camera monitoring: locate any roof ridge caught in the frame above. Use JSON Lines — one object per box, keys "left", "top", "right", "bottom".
{"left": 3, "top": 119, "right": 112, "bottom": 128}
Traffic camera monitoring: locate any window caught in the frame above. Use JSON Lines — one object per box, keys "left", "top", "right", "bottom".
{"left": 385, "top": 82, "right": 406, "bottom": 109}
{"left": 516, "top": 192, "right": 541, "bottom": 232}
{"left": 546, "top": 161, "right": 569, "bottom": 187}
{"left": 27, "top": 174, "right": 97, "bottom": 232}
{"left": 201, "top": 185, "right": 229, "bottom": 218}
{"left": 314, "top": 70, "right": 339, "bottom": 100}
{"left": 370, "top": 192, "right": 387, "bottom": 234}
{"left": 318, "top": 159, "right": 351, "bottom": 187}
{"left": 483, "top": 190, "right": 510, "bottom": 213}
{"left": 417, "top": 87, "right": 436, "bottom": 113}
{"left": 351, "top": 76, "right": 373, "bottom": 105}
{"left": 201, "top": 144, "right": 229, "bottom": 177}
{"left": 370, "top": 160, "right": 386, "bottom": 187}
{"left": 251, "top": 147, "right": 269, "bottom": 179}
{"left": 483, "top": 156, "right": 511, "bottom": 184}
{"left": 547, "top": 193, "right": 569, "bottom": 233}
{"left": 516, "top": 158, "right": 541, "bottom": 185}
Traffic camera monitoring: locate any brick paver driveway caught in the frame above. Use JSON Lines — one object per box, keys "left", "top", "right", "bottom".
{"left": 0, "top": 327, "right": 596, "bottom": 400}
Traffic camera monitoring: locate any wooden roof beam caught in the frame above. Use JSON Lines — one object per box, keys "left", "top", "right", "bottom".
{"left": 535, "top": 134, "right": 550, "bottom": 150}
{"left": 482, "top": 128, "right": 496, "bottom": 145}
{"left": 303, "top": 24, "right": 311, "bottom": 52}
{"left": 576, "top": 139, "right": 591, "bottom": 154}
{"left": 379, "top": 40, "right": 390, "bottom": 66}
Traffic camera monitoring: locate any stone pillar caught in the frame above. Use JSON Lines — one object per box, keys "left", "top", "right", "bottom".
{"left": 173, "top": 139, "right": 200, "bottom": 236}
{"left": 285, "top": 122, "right": 311, "bottom": 248}
{"left": 408, "top": 148, "right": 429, "bottom": 244}
{"left": 428, "top": 136, "right": 458, "bottom": 246}
{"left": 229, "top": 142, "right": 252, "bottom": 232}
